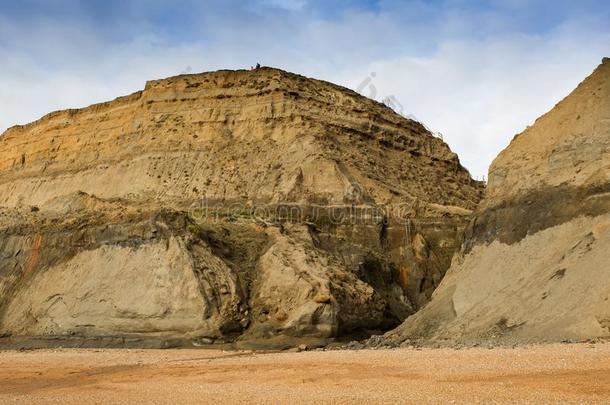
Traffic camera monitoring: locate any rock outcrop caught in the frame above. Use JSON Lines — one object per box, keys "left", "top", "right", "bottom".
{"left": 0, "top": 67, "right": 482, "bottom": 347}
{"left": 385, "top": 58, "right": 610, "bottom": 347}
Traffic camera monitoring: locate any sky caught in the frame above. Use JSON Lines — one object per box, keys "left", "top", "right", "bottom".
{"left": 1, "top": 0, "right": 609, "bottom": 178}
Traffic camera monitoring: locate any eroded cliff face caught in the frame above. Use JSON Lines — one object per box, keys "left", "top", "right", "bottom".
{"left": 0, "top": 67, "right": 483, "bottom": 347}
{"left": 0, "top": 199, "right": 246, "bottom": 341}
{"left": 384, "top": 58, "right": 610, "bottom": 347}
{"left": 0, "top": 67, "right": 477, "bottom": 209}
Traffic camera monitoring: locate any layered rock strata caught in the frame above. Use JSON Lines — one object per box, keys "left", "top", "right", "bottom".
{"left": 0, "top": 67, "right": 483, "bottom": 347}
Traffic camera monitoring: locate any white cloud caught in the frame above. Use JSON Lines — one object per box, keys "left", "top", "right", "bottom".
{"left": 0, "top": 2, "right": 608, "bottom": 179}
{"left": 329, "top": 33, "right": 610, "bottom": 178}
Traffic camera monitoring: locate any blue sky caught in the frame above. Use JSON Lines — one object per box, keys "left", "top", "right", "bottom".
{"left": 1, "top": 0, "right": 609, "bottom": 177}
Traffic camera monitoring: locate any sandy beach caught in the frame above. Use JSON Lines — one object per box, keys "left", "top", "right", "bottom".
{"left": 1, "top": 343, "right": 609, "bottom": 404}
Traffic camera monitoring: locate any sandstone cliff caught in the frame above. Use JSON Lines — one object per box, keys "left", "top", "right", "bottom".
{"left": 0, "top": 67, "right": 482, "bottom": 348}
{"left": 385, "top": 58, "right": 610, "bottom": 347}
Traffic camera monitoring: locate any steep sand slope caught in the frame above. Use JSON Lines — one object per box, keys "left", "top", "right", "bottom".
{"left": 385, "top": 58, "right": 610, "bottom": 346}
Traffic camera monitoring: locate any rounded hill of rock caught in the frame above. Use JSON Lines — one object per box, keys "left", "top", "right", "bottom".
{"left": 0, "top": 67, "right": 483, "bottom": 348}
{"left": 0, "top": 67, "right": 481, "bottom": 210}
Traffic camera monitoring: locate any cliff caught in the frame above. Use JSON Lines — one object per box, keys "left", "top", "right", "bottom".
{"left": 0, "top": 67, "right": 483, "bottom": 348}
{"left": 384, "top": 58, "right": 610, "bottom": 347}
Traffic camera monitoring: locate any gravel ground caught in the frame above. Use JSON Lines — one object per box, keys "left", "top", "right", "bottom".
{"left": 0, "top": 343, "right": 609, "bottom": 404}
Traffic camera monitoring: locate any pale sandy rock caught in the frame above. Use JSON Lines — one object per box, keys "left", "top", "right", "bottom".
{"left": 247, "top": 227, "right": 387, "bottom": 338}
{"left": 0, "top": 208, "right": 247, "bottom": 341}
{"left": 2, "top": 238, "right": 213, "bottom": 337}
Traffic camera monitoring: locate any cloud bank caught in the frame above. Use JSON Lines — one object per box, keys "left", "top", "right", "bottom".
{"left": 1, "top": 0, "right": 609, "bottom": 178}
